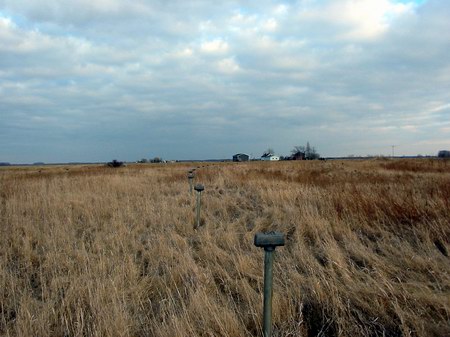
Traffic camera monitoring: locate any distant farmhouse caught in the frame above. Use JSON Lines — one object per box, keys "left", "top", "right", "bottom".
{"left": 261, "top": 153, "right": 280, "bottom": 161}
{"left": 290, "top": 151, "right": 305, "bottom": 160}
{"left": 438, "top": 150, "right": 450, "bottom": 158}
{"left": 233, "top": 153, "right": 250, "bottom": 162}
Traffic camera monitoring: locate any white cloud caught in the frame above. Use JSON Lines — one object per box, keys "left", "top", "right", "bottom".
{"left": 298, "top": 0, "right": 415, "bottom": 39}
{"left": 217, "top": 58, "right": 240, "bottom": 74}
{"left": 401, "top": 125, "right": 418, "bottom": 132}
{"left": 230, "top": 11, "right": 258, "bottom": 26}
{"left": 0, "top": 14, "right": 92, "bottom": 56}
{"left": 171, "top": 47, "right": 194, "bottom": 59}
{"left": 200, "top": 39, "right": 229, "bottom": 54}
{"left": 428, "top": 103, "right": 450, "bottom": 113}
{"left": 273, "top": 55, "right": 318, "bottom": 71}
{"left": 273, "top": 4, "right": 288, "bottom": 16}
{"left": 262, "top": 18, "right": 278, "bottom": 32}
{"left": 338, "top": 0, "right": 414, "bottom": 39}
{"left": 0, "top": 15, "right": 13, "bottom": 28}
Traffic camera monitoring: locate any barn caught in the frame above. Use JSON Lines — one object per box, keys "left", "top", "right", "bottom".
{"left": 438, "top": 150, "right": 450, "bottom": 158}
{"left": 233, "top": 153, "right": 250, "bottom": 162}
{"left": 291, "top": 151, "right": 305, "bottom": 160}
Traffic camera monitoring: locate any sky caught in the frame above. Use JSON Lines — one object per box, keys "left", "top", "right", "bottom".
{"left": 0, "top": 0, "right": 449, "bottom": 163}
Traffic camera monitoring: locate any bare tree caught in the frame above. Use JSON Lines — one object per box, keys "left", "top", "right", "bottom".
{"left": 262, "top": 148, "right": 275, "bottom": 157}
{"left": 290, "top": 146, "right": 306, "bottom": 160}
{"left": 292, "top": 142, "right": 320, "bottom": 159}
{"left": 291, "top": 146, "right": 305, "bottom": 155}
{"left": 305, "top": 141, "right": 320, "bottom": 159}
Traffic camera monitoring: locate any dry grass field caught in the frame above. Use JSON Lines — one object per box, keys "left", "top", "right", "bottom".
{"left": 0, "top": 159, "right": 449, "bottom": 337}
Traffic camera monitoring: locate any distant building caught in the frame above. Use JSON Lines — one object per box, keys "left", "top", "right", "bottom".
{"left": 233, "top": 153, "right": 250, "bottom": 162}
{"left": 261, "top": 153, "right": 280, "bottom": 161}
{"left": 438, "top": 150, "right": 450, "bottom": 158}
{"left": 290, "top": 151, "right": 305, "bottom": 160}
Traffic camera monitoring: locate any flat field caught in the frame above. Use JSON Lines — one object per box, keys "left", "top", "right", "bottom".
{"left": 0, "top": 159, "right": 449, "bottom": 337}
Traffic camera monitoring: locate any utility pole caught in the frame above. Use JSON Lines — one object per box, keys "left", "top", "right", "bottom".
{"left": 391, "top": 145, "right": 396, "bottom": 158}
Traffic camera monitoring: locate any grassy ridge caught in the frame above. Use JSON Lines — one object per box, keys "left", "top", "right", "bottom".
{"left": 1, "top": 159, "right": 449, "bottom": 336}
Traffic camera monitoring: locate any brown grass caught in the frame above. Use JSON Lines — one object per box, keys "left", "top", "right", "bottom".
{"left": 0, "top": 159, "right": 449, "bottom": 337}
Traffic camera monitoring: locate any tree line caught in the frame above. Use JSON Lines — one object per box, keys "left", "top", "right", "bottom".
{"left": 264, "top": 141, "right": 320, "bottom": 160}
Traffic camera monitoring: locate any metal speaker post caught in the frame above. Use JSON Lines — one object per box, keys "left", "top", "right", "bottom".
{"left": 194, "top": 184, "right": 204, "bottom": 229}
{"left": 188, "top": 172, "right": 194, "bottom": 194}
{"left": 254, "top": 232, "right": 285, "bottom": 337}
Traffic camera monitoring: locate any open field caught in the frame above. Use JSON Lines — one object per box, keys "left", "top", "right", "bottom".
{"left": 0, "top": 159, "right": 449, "bottom": 337}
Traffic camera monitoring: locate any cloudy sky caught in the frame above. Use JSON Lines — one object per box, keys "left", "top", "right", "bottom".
{"left": 1, "top": 0, "right": 449, "bottom": 163}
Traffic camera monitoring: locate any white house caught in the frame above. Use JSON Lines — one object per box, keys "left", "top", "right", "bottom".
{"left": 261, "top": 154, "right": 280, "bottom": 161}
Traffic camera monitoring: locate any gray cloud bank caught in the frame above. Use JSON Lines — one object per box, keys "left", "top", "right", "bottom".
{"left": 1, "top": 0, "right": 449, "bottom": 163}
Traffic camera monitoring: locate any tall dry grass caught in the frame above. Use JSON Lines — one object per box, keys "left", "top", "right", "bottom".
{"left": 0, "top": 159, "right": 449, "bottom": 337}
